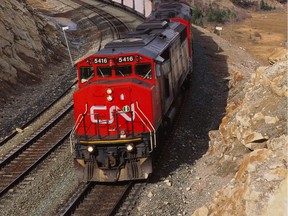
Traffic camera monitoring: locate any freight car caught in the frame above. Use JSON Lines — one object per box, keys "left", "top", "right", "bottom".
{"left": 70, "top": 2, "right": 193, "bottom": 182}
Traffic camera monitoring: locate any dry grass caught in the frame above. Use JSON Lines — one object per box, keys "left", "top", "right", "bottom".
{"left": 217, "top": 10, "right": 287, "bottom": 65}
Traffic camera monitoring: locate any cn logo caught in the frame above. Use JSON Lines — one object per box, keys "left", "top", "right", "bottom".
{"left": 90, "top": 104, "right": 135, "bottom": 124}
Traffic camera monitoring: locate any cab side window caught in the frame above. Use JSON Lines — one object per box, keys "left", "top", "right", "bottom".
{"left": 135, "top": 63, "right": 152, "bottom": 79}
{"left": 80, "top": 67, "right": 94, "bottom": 83}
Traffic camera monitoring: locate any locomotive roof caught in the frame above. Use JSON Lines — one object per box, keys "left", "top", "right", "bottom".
{"left": 95, "top": 20, "right": 186, "bottom": 63}
{"left": 147, "top": 2, "right": 192, "bottom": 23}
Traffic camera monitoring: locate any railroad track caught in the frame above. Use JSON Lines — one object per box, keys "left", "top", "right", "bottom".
{"left": 68, "top": 0, "right": 130, "bottom": 41}
{"left": 61, "top": 182, "right": 134, "bottom": 216}
{"left": 0, "top": 81, "right": 76, "bottom": 147}
{"left": 0, "top": 104, "right": 74, "bottom": 197}
{"left": 98, "top": 0, "right": 146, "bottom": 19}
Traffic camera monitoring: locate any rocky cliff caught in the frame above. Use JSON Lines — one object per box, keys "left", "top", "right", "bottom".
{"left": 193, "top": 57, "right": 287, "bottom": 215}
{"left": 0, "top": 0, "right": 64, "bottom": 99}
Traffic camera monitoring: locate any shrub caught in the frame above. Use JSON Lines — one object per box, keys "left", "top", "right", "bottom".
{"left": 206, "top": 6, "right": 236, "bottom": 23}
{"left": 231, "top": 0, "right": 257, "bottom": 9}
{"left": 191, "top": 6, "right": 203, "bottom": 26}
{"left": 260, "top": 0, "right": 274, "bottom": 10}
{"left": 231, "top": 0, "right": 241, "bottom": 4}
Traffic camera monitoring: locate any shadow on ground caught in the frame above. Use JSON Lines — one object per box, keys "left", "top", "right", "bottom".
{"left": 150, "top": 26, "right": 230, "bottom": 181}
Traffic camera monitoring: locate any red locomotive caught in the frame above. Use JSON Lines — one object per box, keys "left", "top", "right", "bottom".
{"left": 71, "top": 2, "right": 193, "bottom": 182}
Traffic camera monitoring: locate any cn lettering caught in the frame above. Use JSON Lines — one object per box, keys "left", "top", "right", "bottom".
{"left": 90, "top": 104, "right": 135, "bottom": 124}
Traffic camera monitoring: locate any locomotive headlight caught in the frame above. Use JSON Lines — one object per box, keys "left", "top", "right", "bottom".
{"left": 87, "top": 146, "right": 94, "bottom": 153}
{"left": 107, "top": 95, "right": 113, "bottom": 102}
{"left": 126, "top": 144, "right": 134, "bottom": 152}
{"left": 106, "top": 88, "right": 113, "bottom": 94}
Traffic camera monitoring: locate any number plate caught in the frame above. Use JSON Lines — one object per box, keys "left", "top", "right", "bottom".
{"left": 117, "top": 56, "right": 134, "bottom": 63}
{"left": 94, "top": 58, "right": 108, "bottom": 64}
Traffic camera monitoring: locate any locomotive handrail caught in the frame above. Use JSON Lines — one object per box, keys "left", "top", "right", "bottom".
{"left": 135, "top": 101, "right": 157, "bottom": 151}
{"left": 133, "top": 110, "right": 153, "bottom": 151}
{"left": 70, "top": 104, "right": 88, "bottom": 153}
{"left": 70, "top": 115, "right": 82, "bottom": 153}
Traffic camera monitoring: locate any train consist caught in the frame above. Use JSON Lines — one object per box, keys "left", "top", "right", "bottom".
{"left": 70, "top": 1, "right": 193, "bottom": 182}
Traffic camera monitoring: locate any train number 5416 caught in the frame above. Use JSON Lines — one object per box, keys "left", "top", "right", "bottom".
{"left": 117, "top": 56, "right": 134, "bottom": 63}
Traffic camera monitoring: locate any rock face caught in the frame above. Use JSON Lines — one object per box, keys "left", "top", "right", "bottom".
{"left": 0, "top": 0, "right": 64, "bottom": 99}
{"left": 268, "top": 47, "right": 288, "bottom": 65}
{"left": 193, "top": 59, "right": 287, "bottom": 215}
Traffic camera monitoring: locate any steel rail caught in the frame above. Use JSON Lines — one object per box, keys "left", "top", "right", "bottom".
{"left": 71, "top": 0, "right": 130, "bottom": 39}
{"left": 98, "top": 0, "right": 146, "bottom": 19}
{"left": 61, "top": 182, "right": 95, "bottom": 216}
{"left": 60, "top": 182, "right": 133, "bottom": 216}
{"left": 0, "top": 131, "right": 71, "bottom": 198}
{"left": 107, "top": 182, "right": 134, "bottom": 216}
{"left": 0, "top": 104, "right": 73, "bottom": 167}
{"left": 0, "top": 79, "right": 76, "bottom": 147}
{"left": 0, "top": 105, "right": 74, "bottom": 198}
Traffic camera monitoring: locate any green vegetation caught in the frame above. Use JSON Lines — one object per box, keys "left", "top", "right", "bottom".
{"left": 191, "top": 6, "right": 203, "bottom": 26}
{"left": 231, "top": 0, "right": 241, "bottom": 4}
{"left": 191, "top": 5, "right": 237, "bottom": 26}
{"left": 260, "top": 0, "right": 274, "bottom": 10}
{"left": 230, "top": 0, "right": 257, "bottom": 8}
{"left": 206, "top": 6, "right": 236, "bottom": 23}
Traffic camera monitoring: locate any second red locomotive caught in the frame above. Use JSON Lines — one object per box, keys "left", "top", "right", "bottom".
{"left": 71, "top": 2, "right": 193, "bottom": 182}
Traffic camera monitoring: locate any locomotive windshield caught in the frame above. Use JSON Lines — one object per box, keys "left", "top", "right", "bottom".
{"left": 79, "top": 58, "right": 153, "bottom": 81}
{"left": 115, "top": 65, "right": 132, "bottom": 77}
{"left": 135, "top": 63, "right": 152, "bottom": 79}
{"left": 97, "top": 67, "right": 112, "bottom": 77}
{"left": 80, "top": 66, "right": 94, "bottom": 83}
